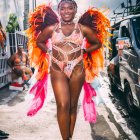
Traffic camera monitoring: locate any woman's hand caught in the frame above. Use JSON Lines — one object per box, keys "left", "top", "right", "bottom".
{"left": 80, "top": 24, "right": 102, "bottom": 53}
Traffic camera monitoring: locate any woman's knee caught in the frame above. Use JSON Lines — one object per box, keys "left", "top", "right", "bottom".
{"left": 70, "top": 104, "right": 77, "bottom": 114}
{"left": 57, "top": 102, "right": 70, "bottom": 113}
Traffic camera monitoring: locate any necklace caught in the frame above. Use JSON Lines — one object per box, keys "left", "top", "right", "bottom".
{"left": 61, "top": 20, "right": 74, "bottom": 25}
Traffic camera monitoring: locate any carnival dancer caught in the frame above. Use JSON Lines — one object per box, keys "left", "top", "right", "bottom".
{"left": 26, "top": 0, "right": 110, "bottom": 139}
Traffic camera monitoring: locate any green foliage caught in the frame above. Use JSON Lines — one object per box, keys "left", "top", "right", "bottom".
{"left": 6, "top": 13, "right": 19, "bottom": 33}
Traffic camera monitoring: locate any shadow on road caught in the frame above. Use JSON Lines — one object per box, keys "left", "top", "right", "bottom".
{"left": 109, "top": 88, "right": 140, "bottom": 139}
{"left": 7, "top": 92, "right": 25, "bottom": 106}
{"left": 90, "top": 115, "right": 119, "bottom": 140}
{"left": 0, "top": 85, "right": 26, "bottom": 107}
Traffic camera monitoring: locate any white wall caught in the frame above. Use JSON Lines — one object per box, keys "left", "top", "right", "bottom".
{"left": 0, "top": 0, "right": 9, "bottom": 28}
{"left": 0, "top": 0, "right": 24, "bottom": 30}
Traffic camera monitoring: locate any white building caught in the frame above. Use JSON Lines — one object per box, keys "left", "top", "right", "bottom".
{"left": 0, "top": 0, "right": 24, "bottom": 29}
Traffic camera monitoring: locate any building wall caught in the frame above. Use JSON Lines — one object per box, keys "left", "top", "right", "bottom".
{"left": 0, "top": 0, "right": 9, "bottom": 28}
{"left": 0, "top": 0, "right": 24, "bottom": 29}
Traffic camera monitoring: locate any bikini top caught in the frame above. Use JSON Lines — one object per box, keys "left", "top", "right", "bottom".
{"left": 51, "top": 23, "right": 84, "bottom": 48}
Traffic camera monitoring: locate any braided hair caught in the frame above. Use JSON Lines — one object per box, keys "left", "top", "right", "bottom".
{"left": 58, "top": 0, "right": 77, "bottom": 10}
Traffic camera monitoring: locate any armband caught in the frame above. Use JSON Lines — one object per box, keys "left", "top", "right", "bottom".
{"left": 82, "top": 49, "right": 87, "bottom": 54}
{"left": 47, "top": 49, "right": 52, "bottom": 55}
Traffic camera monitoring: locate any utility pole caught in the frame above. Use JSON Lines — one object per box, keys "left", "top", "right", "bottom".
{"left": 35, "top": 0, "right": 36, "bottom": 8}
{"left": 24, "top": 0, "right": 29, "bottom": 30}
{"left": 127, "top": 0, "right": 128, "bottom": 15}
{"left": 3, "top": 0, "right": 8, "bottom": 28}
{"left": 32, "top": 0, "right": 36, "bottom": 11}
{"left": 32, "top": 0, "right": 34, "bottom": 11}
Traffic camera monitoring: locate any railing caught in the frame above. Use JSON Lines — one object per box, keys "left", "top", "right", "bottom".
{"left": 0, "top": 31, "right": 27, "bottom": 88}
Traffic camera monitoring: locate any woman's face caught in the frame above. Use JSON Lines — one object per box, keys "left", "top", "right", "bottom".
{"left": 59, "top": 2, "right": 76, "bottom": 22}
{"left": 17, "top": 47, "right": 23, "bottom": 53}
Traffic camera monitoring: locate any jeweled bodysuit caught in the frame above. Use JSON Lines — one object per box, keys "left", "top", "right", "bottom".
{"left": 51, "top": 23, "right": 84, "bottom": 78}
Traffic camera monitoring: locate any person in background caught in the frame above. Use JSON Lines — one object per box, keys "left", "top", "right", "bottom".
{"left": 7, "top": 44, "right": 32, "bottom": 86}
{"left": 0, "top": 21, "right": 6, "bottom": 56}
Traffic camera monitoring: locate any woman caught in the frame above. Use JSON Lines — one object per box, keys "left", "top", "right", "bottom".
{"left": 7, "top": 45, "right": 32, "bottom": 83}
{"left": 26, "top": 0, "right": 110, "bottom": 139}
{"left": 38, "top": 1, "right": 101, "bottom": 140}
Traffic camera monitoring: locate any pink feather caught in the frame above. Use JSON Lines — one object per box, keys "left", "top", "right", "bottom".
{"left": 83, "top": 82, "right": 97, "bottom": 123}
{"left": 27, "top": 74, "right": 48, "bottom": 116}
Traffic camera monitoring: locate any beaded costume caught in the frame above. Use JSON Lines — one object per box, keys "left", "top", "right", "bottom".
{"left": 26, "top": 4, "right": 110, "bottom": 123}
{"left": 51, "top": 23, "right": 84, "bottom": 78}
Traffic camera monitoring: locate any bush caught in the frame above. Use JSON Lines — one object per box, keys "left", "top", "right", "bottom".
{"left": 6, "top": 13, "right": 20, "bottom": 33}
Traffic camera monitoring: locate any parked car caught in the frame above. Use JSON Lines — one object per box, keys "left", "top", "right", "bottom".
{"left": 108, "top": 14, "right": 140, "bottom": 114}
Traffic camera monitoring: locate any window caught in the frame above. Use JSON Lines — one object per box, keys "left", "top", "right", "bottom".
{"left": 121, "top": 26, "right": 130, "bottom": 38}
{"left": 132, "top": 17, "right": 140, "bottom": 49}
{"left": 110, "top": 25, "right": 120, "bottom": 59}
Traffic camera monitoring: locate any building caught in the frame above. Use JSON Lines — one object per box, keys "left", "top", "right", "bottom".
{"left": 0, "top": 0, "right": 24, "bottom": 30}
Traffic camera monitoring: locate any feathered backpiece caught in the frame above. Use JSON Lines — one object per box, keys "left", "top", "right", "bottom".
{"left": 26, "top": 4, "right": 59, "bottom": 80}
{"left": 78, "top": 7, "right": 111, "bottom": 82}
{"left": 0, "top": 28, "right": 6, "bottom": 48}
{"left": 26, "top": 4, "right": 59, "bottom": 116}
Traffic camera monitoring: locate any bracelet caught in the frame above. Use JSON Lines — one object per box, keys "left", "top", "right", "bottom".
{"left": 47, "top": 49, "right": 52, "bottom": 54}
{"left": 82, "top": 49, "right": 87, "bottom": 54}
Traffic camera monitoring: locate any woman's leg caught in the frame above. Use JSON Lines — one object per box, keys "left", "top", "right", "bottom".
{"left": 69, "top": 66, "right": 85, "bottom": 138}
{"left": 23, "top": 66, "right": 33, "bottom": 78}
{"left": 50, "top": 67, "right": 70, "bottom": 140}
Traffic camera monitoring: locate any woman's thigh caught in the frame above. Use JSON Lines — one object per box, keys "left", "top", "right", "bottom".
{"left": 69, "top": 65, "right": 85, "bottom": 107}
{"left": 50, "top": 67, "right": 70, "bottom": 108}
{"left": 23, "top": 66, "right": 32, "bottom": 75}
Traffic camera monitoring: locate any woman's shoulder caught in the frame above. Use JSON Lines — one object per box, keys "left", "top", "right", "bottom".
{"left": 78, "top": 23, "right": 94, "bottom": 36}
{"left": 43, "top": 23, "right": 59, "bottom": 33}
{"left": 39, "top": 23, "right": 59, "bottom": 38}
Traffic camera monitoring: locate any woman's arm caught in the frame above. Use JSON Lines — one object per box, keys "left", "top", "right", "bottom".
{"left": 36, "top": 24, "right": 56, "bottom": 53}
{"left": 7, "top": 55, "right": 15, "bottom": 69}
{"left": 80, "top": 24, "right": 102, "bottom": 53}
{"left": 25, "top": 53, "right": 30, "bottom": 67}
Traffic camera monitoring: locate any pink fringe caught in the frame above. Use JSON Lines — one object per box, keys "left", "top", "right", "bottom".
{"left": 83, "top": 81, "right": 97, "bottom": 123}
{"left": 27, "top": 74, "right": 48, "bottom": 116}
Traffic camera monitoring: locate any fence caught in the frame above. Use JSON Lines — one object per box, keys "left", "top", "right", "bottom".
{"left": 0, "top": 31, "right": 27, "bottom": 88}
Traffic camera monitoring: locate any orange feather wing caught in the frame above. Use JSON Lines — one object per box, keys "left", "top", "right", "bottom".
{"left": 79, "top": 8, "right": 111, "bottom": 82}
{"left": 26, "top": 4, "right": 59, "bottom": 80}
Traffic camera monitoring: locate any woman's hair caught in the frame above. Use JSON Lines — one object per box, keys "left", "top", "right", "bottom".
{"left": 58, "top": 0, "right": 77, "bottom": 10}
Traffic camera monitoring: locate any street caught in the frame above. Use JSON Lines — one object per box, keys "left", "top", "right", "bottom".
{"left": 0, "top": 75, "right": 118, "bottom": 140}
{"left": 0, "top": 73, "right": 139, "bottom": 140}
{"left": 0, "top": 0, "right": 140, "bottom": 140}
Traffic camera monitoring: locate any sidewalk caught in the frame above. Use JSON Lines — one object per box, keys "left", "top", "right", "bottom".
{"left": 0, "top": 80, "right": 119, "bottom": 140}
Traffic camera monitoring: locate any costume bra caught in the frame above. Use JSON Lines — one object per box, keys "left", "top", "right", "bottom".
{"left": 51, "top": 23, "right": 84, "bottom": 78}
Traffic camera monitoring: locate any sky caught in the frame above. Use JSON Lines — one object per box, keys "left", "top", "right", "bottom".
{"left": 36, "top": 0, "right": 124, "bottom": 10}
{"left": 35, "top": 0, "right": 129, "bottom": 17}
{"left": 0, "top": 0, "right": 137, "bottom": 29}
